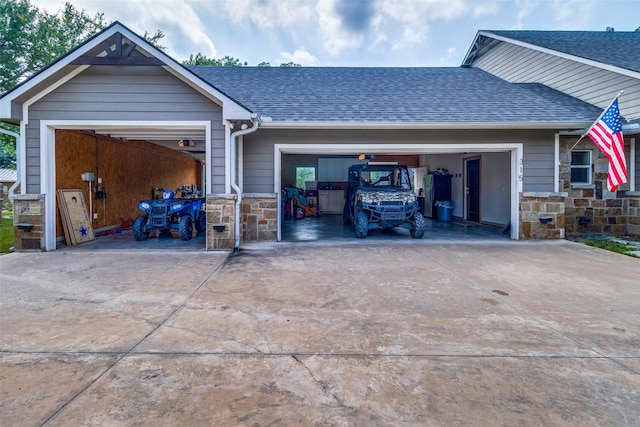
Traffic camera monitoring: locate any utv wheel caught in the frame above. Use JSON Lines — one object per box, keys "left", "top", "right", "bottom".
{"left": 411, "top": 213, "right": 426, "bottom": 239}
{"left": 354, "top": 211, "right": 368, "bottom": 238}
{"left": 178, "top": 215, "right": 194, "bottom": 240}
{"left": 133, "top": 215, "right": 150, "bottom": 241}
{"left": 195, "top": 211, "right": 207, "bottom": 232}
{"left": 343, "top": 204, "right": 351, "bottom": 225}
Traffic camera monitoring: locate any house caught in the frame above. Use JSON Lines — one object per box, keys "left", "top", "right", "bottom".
{"left": 0, "top": 22, "right": 638, "bottom": 251}
{"left": 0, "top": 168, "right": 18, "bottom": 205}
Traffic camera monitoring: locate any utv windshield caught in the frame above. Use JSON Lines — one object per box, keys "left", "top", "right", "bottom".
{"left": 359, "top": 166, "right": 412, "bottom": 191}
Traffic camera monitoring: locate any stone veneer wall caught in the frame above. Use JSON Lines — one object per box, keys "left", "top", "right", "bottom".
{"left": 519, "top": 192, "right": 567, "bottom": 239}
{"left": 12, "top": 194, "right": 46, "bottom": 251}
{"left": 241, "top": 193, "right": 278, "bottom": 242}
{"left": 206, "top": 194, "right": 236, "bottom": 250}
{"left": 559, "top": 137, "right": 638, "bottom": 236}
{"left": 627, "top": 194, "right": 640, "bottom": 236}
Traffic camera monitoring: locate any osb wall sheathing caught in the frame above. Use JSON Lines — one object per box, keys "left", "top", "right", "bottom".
{"left": 55, "top": 130, "right": 200, "bottom": 237}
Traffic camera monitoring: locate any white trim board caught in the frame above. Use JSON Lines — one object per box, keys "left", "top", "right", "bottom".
{"left": 40, "top": 120, "right": 211, "bottom": 251}
{"left": 274, "top": 142, "right": 523, "bottom": 241}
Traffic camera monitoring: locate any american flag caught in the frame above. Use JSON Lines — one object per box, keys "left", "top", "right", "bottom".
{"left": 587, "top": 98, "right": 627, "bottom": 192}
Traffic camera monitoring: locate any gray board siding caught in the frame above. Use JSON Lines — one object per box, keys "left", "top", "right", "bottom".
{"left": 243, "top": 128, "right": 555, "bottom": 193}
{"left": 485, "top": 31, "right": 640, "bottom": 74}
{"left": 473, "top": 42, "right": 640, "bottom": 120}
{"left": 26, "top": 65, "right": 225, "bottom": 193}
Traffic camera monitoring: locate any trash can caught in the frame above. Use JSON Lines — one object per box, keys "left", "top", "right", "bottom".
{"left": 436, "top": 201, "right": 454, "bottom": 222}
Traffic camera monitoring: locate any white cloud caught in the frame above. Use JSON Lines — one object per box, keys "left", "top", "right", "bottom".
{"left": 33, "top": 0, "right": 218, "bottom": 60}
{"left": 513, "top": 0, "right": 536, "bottom": 29}
{"left": 439, "top": 47, "right": 458, "bottom": 65}
{"left": 378, "top": 0, "right": 498, "bottom": 49}
{"left": 316, "top": 0, "right": 364, "bottom": 55}
{"left": 550, "top": 0, "right": 594, "bottom": 29}
{"left": 223, "top": 0, "right": 314, "bottom": 29}
{"left": 278, "top": 48, "right": 320, "bottom": 66}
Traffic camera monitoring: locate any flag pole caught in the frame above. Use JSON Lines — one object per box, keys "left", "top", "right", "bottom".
{"left": 559, "top": 90, "right": 624, "bottom": 164}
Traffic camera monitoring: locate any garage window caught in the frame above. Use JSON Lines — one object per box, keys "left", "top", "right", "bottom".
{"left": 571, "top": 150, "right": 592, "bottom": 185}
{"left": 295, "top": 166, "right": 316, "bottom": 189}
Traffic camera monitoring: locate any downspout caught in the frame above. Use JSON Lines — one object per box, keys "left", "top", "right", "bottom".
{"left": 230, "top": 114, "right": 261, "bottom": 250}
{"left": 0, "top": 127, "right": 20, "bottom": 200}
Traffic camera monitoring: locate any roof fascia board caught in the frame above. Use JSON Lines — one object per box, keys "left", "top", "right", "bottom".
{"left": 261, "top": 121, "right": 592, "bottom": 130}
{"left": 476, "top": 31, "right": 640, "bottom": 80}
{"left": 1, "top": 22, "right": 252, "bottom": 121}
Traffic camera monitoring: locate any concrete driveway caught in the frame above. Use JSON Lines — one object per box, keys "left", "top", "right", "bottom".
{"left": 1, "top": 240, "right": 639, "bottom": 426}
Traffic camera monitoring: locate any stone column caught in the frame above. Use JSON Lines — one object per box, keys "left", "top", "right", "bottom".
{"left": 206, "top": 194, "right": 236, "bottom": 250}
{"left": 241, "top": 193, "right": 278, "bottom": 242}
{"left": 519, "top": 192, "right": 567, "bottom": 239}
{"left": 12, "top": 194, "right": 46, "bottom": 251}
{"left": 626, "top": 192, "right": 640, "bottom": 236}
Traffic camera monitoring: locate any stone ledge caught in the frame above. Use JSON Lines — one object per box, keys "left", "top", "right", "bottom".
{"left": 11, "top": 194, "right": 45, "bottom": 201}
{"left": 521, "top": 192, "right": 568, "bottom": 198}
{"left": 243, "top": 193, "right": 277, "bottom": 198}
{"left": 207, "top": 194, "right": 237, "bottom": 200}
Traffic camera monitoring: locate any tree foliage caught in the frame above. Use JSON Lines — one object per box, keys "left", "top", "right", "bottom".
{"left": 1, "top": 0, "right": 108, "bottom": 94}
{"left": 184, "top": 55, "right": 301, "bottom": 68}
{"left": 183, "top": 53, "right": 248, "bottom": 67}
{"left": 0, "top": 0, "right": 164, "bottom": 168}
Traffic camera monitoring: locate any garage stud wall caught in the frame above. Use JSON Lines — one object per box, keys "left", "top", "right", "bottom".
{"left": 54, "top": 130, "right": 200, "bottom": 238}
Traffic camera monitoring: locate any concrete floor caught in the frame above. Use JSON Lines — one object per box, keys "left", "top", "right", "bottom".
{"left": 56, "top": 214, "right": 506, "bottom": 251}
{"left": 282, "top": 214, "right": 508, "bottom": 242}
{"left": 1, "top": 239, "right": 639, "bottom": 426}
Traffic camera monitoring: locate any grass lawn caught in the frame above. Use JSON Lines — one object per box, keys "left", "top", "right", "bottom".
{"left": 1, "top": 216, "right": 14, "bottom": 254}
{"left": 582, "top": 235, "right": 639, "bottom": 258}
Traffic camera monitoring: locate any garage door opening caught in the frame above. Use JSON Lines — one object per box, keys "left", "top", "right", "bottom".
{"left": 275, "top": 143, "right": 522, "bottom": 242}
{"left": 41, "top": 121, "right": 211, "bottom": 251}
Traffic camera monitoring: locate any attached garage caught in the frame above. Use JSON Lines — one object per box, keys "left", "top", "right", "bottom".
{"left": 3, "top": 23, "right": 637, "bottom": 251}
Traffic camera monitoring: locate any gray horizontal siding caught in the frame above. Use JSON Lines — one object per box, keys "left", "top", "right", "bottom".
{"left": 25, "top": 65, "right": 225, "bottom": 194}
{"left": 474, "top": 42, "right": 640, "bottom": 120}
{"left": 242, "top": 128, "right": 555, "bottom": 193}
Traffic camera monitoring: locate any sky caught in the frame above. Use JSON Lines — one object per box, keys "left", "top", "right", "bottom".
{"left": 33, "top": 0, "right": 640, "bottom": 67}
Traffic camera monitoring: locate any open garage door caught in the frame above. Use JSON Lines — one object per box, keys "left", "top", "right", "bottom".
{"left": 275, "top": 143, "right": 522, "bottom": 242}
{"left": 40, "top": 121, "right": 211, "bottom": 251}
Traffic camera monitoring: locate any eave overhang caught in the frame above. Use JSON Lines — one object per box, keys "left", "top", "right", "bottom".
{"left": 462, "top": 31, "right": 640, "bottom": 80}
{"left": 261, "top": 120, "right": 593, "bottom": 131}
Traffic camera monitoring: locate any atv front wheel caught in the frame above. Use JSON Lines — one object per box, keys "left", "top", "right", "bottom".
{"left": 133, "top": 215, "right": 150, "bottom": 241}
{"left": 178, "top": 215, "right": 194, "bottom": 240}
{"left": 411, "top": 213, "right": 425, "bottom": 239}
{"left": 354, "top": 210, "right": 368, "bottom": 238}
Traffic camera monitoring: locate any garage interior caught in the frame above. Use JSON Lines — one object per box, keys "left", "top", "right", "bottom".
{"left": 279, "top": 151, "right": 512, "bottom": 241}
{"left": 54, "top": 130, "right": 512, "bottom": 249}
{"left": 54, "top": 129, "right": 206, "bottom": 249}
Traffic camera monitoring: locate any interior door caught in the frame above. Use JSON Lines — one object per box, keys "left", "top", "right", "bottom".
{"left": 466, "top": 158, "right": 480, "bottom": 222}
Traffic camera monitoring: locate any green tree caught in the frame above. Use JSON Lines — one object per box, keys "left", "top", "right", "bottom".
{"left": 1, "top": 0, "right": 107, "bottom": 94}
{"left": 183, "top": 53, "right": 247, "bottom": 67}
{"left": 0, "top": 0, "right": 164, "bottom": 168}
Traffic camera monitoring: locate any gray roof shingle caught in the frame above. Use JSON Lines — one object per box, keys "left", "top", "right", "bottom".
{"left": 485, "top": 30, "right": 640, "bottom": 73}
{"left": 189, "top": 66, "right": 602, "bottom": 124}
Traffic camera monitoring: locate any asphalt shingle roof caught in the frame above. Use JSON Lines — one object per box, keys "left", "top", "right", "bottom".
{"left": 189, "top": 66, "right": 602, "bottom": 124}
{"left": 486, "top": 30, "right": 640, "bottom": 73}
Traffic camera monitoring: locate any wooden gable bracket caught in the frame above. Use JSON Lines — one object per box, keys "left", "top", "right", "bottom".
{"left": 463, "top": 35, "right": 494, "bottom": 66}
{"left": 71, "top": 32, "right": 164, "bottom": 66}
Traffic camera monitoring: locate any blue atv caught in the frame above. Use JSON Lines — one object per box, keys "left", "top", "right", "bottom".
{"left": 133, "top": 187, "right": 206, "bottom": 241}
